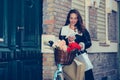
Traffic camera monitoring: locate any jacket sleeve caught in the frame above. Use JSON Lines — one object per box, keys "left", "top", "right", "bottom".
{"left": 59, "top": 28, "right": 65, "bottom": 40}
{"left": 59, "top": 28, "right": 69, "bottom": 45}
{"left": 83, "top": 29, "right": 92, "bottom": 49}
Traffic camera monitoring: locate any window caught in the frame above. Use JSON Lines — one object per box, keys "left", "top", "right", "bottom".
{"left": 108, "top": 11, "right": 118, "bottom": 42}
{"left": 89, "top": 0, "right": 106, "bottom": 41}
{"left": 89, "top": 7, "right": 97, "bottom": 40}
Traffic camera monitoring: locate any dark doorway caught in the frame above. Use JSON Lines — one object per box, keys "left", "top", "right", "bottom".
{"left": 0, "top": 0, "right": 42, "bottom": 80}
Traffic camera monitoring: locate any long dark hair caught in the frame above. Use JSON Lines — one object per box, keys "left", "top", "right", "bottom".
{"left": 64, "top": 9, "right": 85, "bottom": 33}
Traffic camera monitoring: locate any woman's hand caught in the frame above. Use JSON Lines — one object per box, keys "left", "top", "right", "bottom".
{"left": 68, "top": 36, "right": 75, "bottom": 42}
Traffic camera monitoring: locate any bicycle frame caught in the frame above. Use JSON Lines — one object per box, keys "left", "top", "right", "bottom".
{"left": 53, "top": 64, "right": 63, "bottom": 80}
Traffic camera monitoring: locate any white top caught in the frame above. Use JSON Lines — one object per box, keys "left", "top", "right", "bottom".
{"left": 61, "top": 25, "right": 79, "bottom": 38}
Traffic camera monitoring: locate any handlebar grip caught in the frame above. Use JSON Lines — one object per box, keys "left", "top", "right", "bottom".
{"left": 48, "top": 40, "right": 54, "bottom": 47}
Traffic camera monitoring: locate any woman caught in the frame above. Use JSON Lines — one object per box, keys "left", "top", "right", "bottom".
{"left": 59, "top": 9, "right": 94, "bottom": 80}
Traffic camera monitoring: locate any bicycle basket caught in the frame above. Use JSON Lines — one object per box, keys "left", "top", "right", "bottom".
{"left": 54, "top": 48, "right": 78, "bottom": 65}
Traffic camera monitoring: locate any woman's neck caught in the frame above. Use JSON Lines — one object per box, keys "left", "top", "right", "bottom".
{"left": 69, "top": 25, "right": 76, "bottom": 30}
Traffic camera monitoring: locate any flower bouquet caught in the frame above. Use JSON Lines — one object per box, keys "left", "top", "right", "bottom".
{"left": 51, "top": 40, "right": 82, "bottom": 65}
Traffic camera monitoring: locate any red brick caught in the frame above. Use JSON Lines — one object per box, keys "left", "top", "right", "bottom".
{"left": 44, "top": 20, "right": 55, "bottom": 24}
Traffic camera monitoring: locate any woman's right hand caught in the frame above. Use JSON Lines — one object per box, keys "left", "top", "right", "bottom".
{"left": 68, "top": 36, "right": 75, "bottom": 42}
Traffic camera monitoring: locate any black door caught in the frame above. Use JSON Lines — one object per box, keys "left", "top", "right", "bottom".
{"left": 0, "top": 0, "right": 42, "bottom": 80}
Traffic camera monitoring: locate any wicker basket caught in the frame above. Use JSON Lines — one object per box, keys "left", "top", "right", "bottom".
{"left": 54, "top": 48, "right": 78, "bottom": 65}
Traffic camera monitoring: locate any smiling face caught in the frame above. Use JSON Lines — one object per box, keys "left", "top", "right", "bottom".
{"left": 69, "top": 13, "right": 78, "bottom": 26}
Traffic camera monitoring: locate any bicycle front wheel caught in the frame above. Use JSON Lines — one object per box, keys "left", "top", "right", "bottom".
{"left": 56, "top": 73, "right": 64, "bottom": 80}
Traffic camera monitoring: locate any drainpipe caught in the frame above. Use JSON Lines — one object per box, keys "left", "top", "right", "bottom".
{"left": 118, "top": 1, "right": 120, "bottom": 80}
{"left": 116, "top": 0, "right": 120, "bottom": 79}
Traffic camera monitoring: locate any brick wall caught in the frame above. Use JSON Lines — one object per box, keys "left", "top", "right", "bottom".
{"left": 43, "top": 0, "right": 71, "bottom": 36}
{"left": 42, "top": 0, "right": 71, "bottom": 79}
{"left": 42, "top": 53, "right": 55, "bottom": 80}
{"left": 71, "top": 0, "right": 85, "bottom": 22}
{"left": 89, "top": 53, "right": 119, "bottom": 80}
{"left": 54, "top": 0, "right": 71, "bottom": 36}
{"left": 43, "top": 0, "right": 55, "bottom": 35}
{"left": 42, "top": 52, "right": 119, "bottom": 80}
{"left": 42, "top": 0, "right": 119, "bottom": 80}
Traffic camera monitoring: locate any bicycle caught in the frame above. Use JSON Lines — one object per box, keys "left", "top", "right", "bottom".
{"left": 53, "top": 64, "right": 64, "bottom": 80}
{"left": 53, "top": 47, "right": 78, "bottom": 80}
{"left": 48, "top": 40, "right": 80, "bottom": 80}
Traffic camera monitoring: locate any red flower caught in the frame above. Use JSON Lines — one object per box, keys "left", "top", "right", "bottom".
{"left": 67, "top": 42, "right": 82, "bottom": 53}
